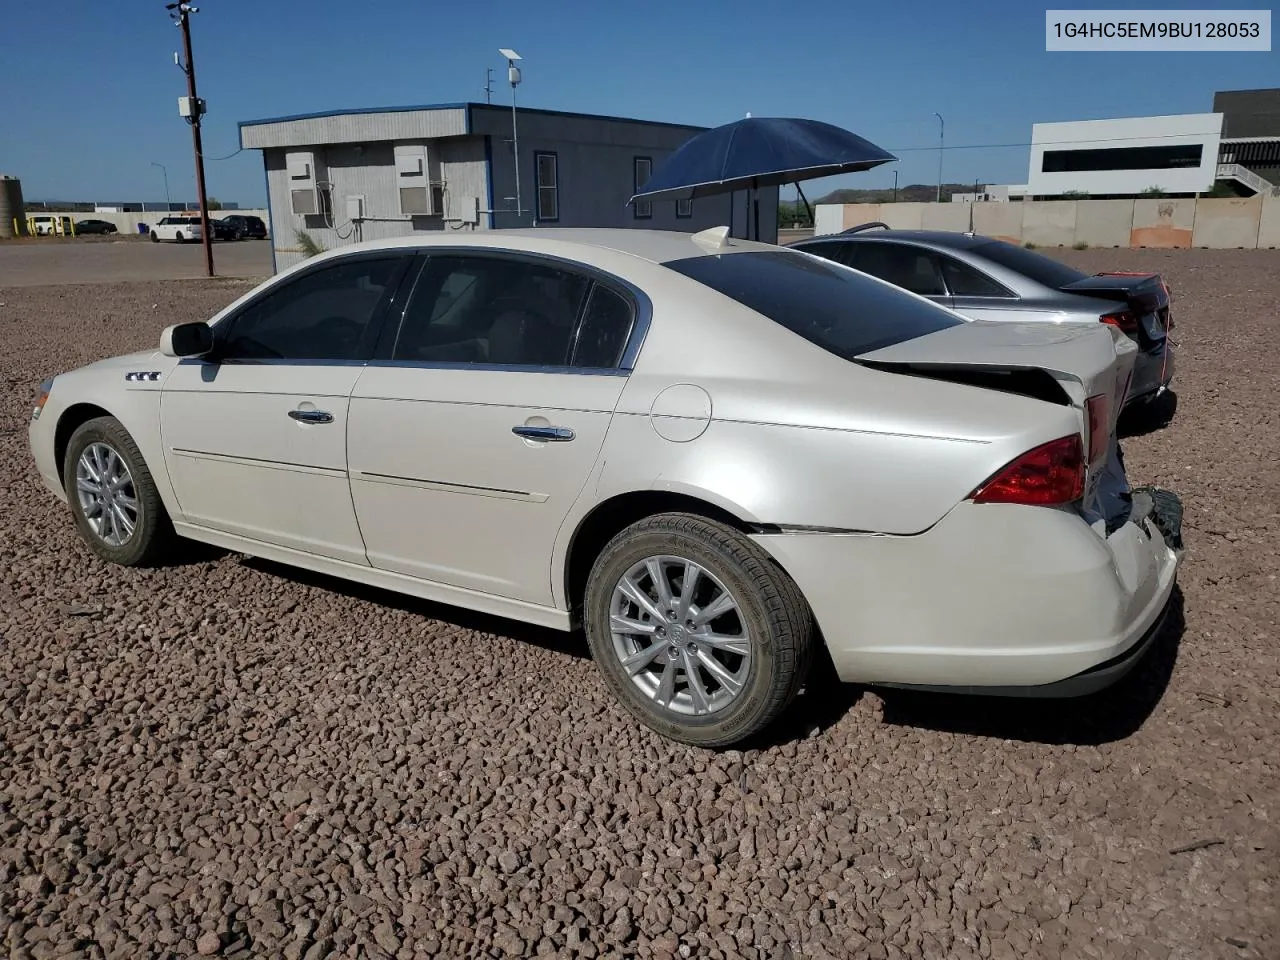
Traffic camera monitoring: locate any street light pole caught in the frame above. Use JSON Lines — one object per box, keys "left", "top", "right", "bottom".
{"left": 151, "top": 161, "right": 171, "bottom": 211}
{"left": 168, "top": 1, "right": 214, "bottom": 277}
{"left": 893, "top": 168, "right": 899, "bottom": 203}
{"left": 933, "top": 112, "right": 945, "bottom": 203}
{"left": 499, "top": 49, "right": 524, "bottom": 224}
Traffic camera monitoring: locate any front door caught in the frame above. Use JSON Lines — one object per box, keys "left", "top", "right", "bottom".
{"left": 160, "top": 253, "right": 410, "bottom": 564}
{"left": 347, "top": 252, "right": 639, "bottom": 607}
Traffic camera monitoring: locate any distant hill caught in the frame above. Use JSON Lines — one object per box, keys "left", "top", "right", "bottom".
{"left": 816, "top": 183, "right": 979, "bottom": 204}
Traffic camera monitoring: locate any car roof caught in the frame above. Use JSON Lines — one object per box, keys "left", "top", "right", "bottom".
{"left": 301, "top": 228, "right": 780, "bottom": 267}
{"left": 798, "top": 229, "right": 1000, "bottom": 252}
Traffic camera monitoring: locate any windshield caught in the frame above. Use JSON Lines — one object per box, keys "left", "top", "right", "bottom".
{"left": 662, "top": 249, "right": 964, "bottom": 359}
{"left": 971, "top": 239, "right": 1088, "bottom": 289}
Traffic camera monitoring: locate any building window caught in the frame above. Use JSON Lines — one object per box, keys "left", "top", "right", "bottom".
{"left": 633, "top": 157, "right": 653, "bottom": 219}
{"left": 535, "top": 152, "right": 559, "bottom": 222}
{"left": 676, "top": 197, "right": 693, "bottom": 219}
{"left": 1041, "top": 144, "right": 1204, "bottom": 173}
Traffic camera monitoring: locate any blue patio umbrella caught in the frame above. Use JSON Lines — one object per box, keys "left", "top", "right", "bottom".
{"left": 628, "top": 116, "right": 896, "bottom": 239}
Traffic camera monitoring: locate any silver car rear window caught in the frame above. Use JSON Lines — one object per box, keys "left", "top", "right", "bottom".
{"left": 662, "top": 249, "right": 964, "bottom": 359}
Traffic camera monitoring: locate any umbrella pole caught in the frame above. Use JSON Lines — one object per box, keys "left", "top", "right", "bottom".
{"left": 796, "top": 182, "right": 813, "bottom": 224}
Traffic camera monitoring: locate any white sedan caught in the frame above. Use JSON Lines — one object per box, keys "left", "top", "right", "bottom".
{"left": 28, "top": 227, "right": 1183, "bottom": 746}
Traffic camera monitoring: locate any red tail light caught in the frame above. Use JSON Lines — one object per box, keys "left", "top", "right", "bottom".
{"left": 1099, "top": 309, "right": 1139, "bottom": 334}
{"left": 1084, "top": 394, "right": 1110, "bottom": 464}
{"left": 970, "top": 435, "right": 1085, "bottom": 506}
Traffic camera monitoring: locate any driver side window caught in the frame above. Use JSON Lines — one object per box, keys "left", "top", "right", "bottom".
{"left": 218, "top": 256, "right": 404, "bottom": 361}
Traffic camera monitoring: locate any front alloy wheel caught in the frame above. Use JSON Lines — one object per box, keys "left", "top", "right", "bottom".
{"left": 64, "top": 416, "right": 177, "bottom": 566}
{"left": 75, "top": 442, "right": 138, "bottom": 547}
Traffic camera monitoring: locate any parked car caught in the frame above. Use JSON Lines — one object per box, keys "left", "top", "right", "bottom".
{"left": 73, "top": 219, "right": 118, "bottom": 235}
{"left": 149, "top": 216, "right": 203, "bottom": 243}
{"left": 29, "top": 215, "right": 71, "bottom": 236}
{"left": 790, "top": 226, "right": 1176, "bottom": 410}
{"left": 209, "top": 218, "right": 240, "bottom": 242}
{"left": 27, "top": 228, "right": 1183, "bottom": 747}
{"left": 219, "top": 214, "right": 268, "bottom": 240}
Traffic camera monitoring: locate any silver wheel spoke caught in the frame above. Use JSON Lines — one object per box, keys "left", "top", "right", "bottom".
{"left": 654, "top": 660, "right": 676, "bottom": 706}
{"left": 114, "top": 493, "right": 138, "bottom": 513}
{"left": 620, "top": 643, "right": 666, "bottom": 677}
{"left": 618, "top": 577, "right": 666, "bottom": 623}
{"left": 699, "top": 632, "right": 750, "bottom": 656}
{"left": 611, "top": 614, "right": 657, "bottom": 636}
{"left": 697, "top": 649, "right": 744, "bottom": 696}
{"left": 680, "top": 649, "right": 711, "bottom": 714}
{"left": 674, "top": 561, "right": 699, "bottom": 620}
{"left": 644, "top": 558, "right": 674, "bottom": 610}
{"left": 111, "top": 504, "right": 136, "bottom": 538}
{"left": 83, "top": 500, "right": 104, "bottom": 519}
{"left": 692, "top": 590, "right": 737, "bottom": 627}
{"left": 76, "top": 477, "right": 99, "bottom": 495}
{"left": 100, "top": 504, "right": 117, "bottom": 542}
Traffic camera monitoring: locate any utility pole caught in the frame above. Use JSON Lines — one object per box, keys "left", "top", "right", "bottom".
{"left": 169, "top": 1, "right": 214, "bottom": 277}
{"left": 484, "top": 67, "right": 494, "bottom": 104}
{"left": 892, "top": 168, "right": 899, "bottom": 203}
{"left": 933, "top": 112, "right": 945, "bottom": 203}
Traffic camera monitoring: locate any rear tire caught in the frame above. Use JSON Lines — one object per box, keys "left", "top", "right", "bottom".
{"left": 584, "top": 512, "right": 814, "bottom": 747}
{"left": 150, "top": 231, "right": 159, "bottom": 242}
{"left": 175, "top": 231, "right": 185, "bottom": 243}
{"left": 63, "top": 416, "right": 178, "bottom": 567}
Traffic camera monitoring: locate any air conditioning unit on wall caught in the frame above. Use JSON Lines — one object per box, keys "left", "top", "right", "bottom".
{"left": 286, "top": 150, "right": 331, "bottom": 217}
{"left": 395, "top": 142, "right": 443, "bottom": 217}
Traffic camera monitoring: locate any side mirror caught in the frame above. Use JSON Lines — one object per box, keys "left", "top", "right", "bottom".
{"left": 160, "top": 321, "right": 214, "bottom": 358}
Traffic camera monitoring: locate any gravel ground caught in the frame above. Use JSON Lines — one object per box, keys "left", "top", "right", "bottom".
{"left": 1, "top": 251, "right": 1277, "bottom": 960}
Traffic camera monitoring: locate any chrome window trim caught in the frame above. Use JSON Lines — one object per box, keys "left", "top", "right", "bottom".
{"left": 365, "top": 359, "right": 628, "bottom": 377}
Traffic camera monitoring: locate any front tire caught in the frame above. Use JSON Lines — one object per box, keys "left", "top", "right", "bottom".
{"left": 150, "top": 231, "right": 159, "bottom": 242}
{"left": 63, "top": 417, "right": 177, "bottom": 567}
{"left": 584, "top": 513, "right": 814, "bottom": 747}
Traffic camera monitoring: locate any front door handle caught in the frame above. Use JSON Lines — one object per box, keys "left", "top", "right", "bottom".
{"left": 512, "top": 425, "right": 575, "bottom": 442}
{"left": 289, "top": 409, "right": 334, "bottom": 424}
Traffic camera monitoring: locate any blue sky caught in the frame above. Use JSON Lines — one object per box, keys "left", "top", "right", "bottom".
{"left": 2, "top": 0, "right": 1276, "bottom": 206}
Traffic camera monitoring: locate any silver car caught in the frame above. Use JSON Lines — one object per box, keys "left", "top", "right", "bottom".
{"left": 792, "top": 226, "right": 1176, "bottom": 411}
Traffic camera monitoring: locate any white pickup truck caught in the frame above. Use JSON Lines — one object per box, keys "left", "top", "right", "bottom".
{"left": 149, "top": 216, "right": 203, "bottom": 243}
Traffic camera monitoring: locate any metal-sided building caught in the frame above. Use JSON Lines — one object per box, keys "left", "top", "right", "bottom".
{"left": 239, "top": 102, "right": 778, "bottom": 272}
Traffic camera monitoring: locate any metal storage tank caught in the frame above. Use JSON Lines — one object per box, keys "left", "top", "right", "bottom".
{"left": 0, "top": 175, "right": 26, "bottom": 238}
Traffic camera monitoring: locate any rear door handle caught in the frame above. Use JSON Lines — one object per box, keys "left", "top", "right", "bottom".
{"left": 512, "top": 425, "right": 575, "bottom": 442}
{"left": 289, "top": 409, "right": 334, "bottom": 424}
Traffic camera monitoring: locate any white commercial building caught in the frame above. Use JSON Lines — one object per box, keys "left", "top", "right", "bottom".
{"left": 1025, "top": 113, "right": 1223, "bottom": 198}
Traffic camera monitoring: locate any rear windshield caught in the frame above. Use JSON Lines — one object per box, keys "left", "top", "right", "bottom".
{"left": 971, "top": 240, "right": 1088, "bottom": 289}
{"left": 662, "top": 249, "right": 964, "bottom": 359}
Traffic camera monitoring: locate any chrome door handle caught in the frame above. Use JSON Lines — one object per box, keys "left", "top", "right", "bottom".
{"left": 289, "top": 409, "right": 334, "bottom": 424}
{"left": 512, "top": 425, "right": 575, "bottom": 442}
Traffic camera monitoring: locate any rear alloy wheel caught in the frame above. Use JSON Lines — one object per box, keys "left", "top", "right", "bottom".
{"left": 64, "top": 416, "right": 177, "bottom": 567}
{"left": 585, "top": 513, "right": 814, "bottom": 747}
{"left": 175, "top": 231, "right": 185, "bottom": 243}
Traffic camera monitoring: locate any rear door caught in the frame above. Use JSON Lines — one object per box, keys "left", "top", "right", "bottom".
{"left": 935, "top": 251, "right": 1026, "bottom": 321}
{"left": 347, "top": 251, "right": 639, "bottom": 606}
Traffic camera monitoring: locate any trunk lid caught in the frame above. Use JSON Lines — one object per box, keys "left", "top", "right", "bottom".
{"left": 1059, "top": 271, "right": 1173, "bottom": 344}
{"left": 855, "top": 319, "right": 1137, "bottom": 528}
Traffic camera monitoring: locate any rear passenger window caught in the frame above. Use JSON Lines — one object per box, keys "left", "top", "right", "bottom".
{"left": 846, "top": 243, "right": 946, "bottom": 296}
{"left": 393, "top": 255, "right": 591, "bottom": 367}
{"left": 940, "top": 256, "right": 1016, "bottom": 298}
{"left": 571, "top": 284, "right": 635, "bottom": 368}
